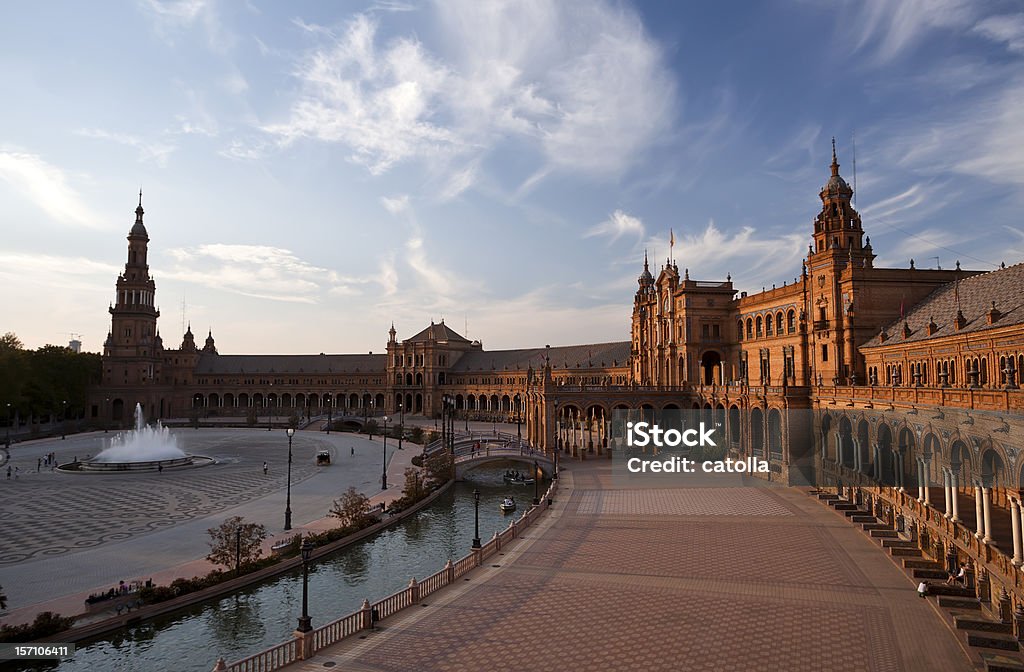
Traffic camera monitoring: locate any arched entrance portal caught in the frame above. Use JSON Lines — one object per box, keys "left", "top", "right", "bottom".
{"left": 700, "top": 351, "right": 722, "bottom": 385}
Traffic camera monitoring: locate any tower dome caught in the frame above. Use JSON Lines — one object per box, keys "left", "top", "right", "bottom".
{"left": 130, "top": 190, "right": 148, "bottom": 238}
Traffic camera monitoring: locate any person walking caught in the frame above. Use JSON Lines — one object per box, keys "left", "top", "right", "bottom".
{"left": 5, "top": 465, "right": 10, "bottom": 480}
{"left": 351, "top": 446, "right": 355, "bottom": 457}
{"left": 263, "top": 461, "right": 268, "bottom": 475}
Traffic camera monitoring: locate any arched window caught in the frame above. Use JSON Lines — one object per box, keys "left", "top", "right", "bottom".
{"left": 776, "top": 312, "right": 784, "bottom": 334}
{"left": 746, "top": 319, "right": 753, "bottom": 339}
{"left": 787, "top": 310, "right": 795, "bottom": 333}
{"left": 756, "top": 316, "right": 763, "bottom": 337}
{"left": 737, "top": 321, "right": 743, "bottom": 340}
{"left": 765, "top": 315, "right": 773, "bottom": 335}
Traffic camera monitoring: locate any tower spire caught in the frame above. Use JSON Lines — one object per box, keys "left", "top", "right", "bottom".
{"left": 831, "top": 137, "right": 839, "bottom": 176}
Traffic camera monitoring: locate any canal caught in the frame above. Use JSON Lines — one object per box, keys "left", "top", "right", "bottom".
{"left": 18, "top": 467, "right": 544, "bottom": 672}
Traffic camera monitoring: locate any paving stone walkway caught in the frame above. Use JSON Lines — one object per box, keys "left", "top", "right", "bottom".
{"left": 290, "top": 460, "right": 974, "bottom": 671}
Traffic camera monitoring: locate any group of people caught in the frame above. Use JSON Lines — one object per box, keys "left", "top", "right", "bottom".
{"left": 37, "top": 452, "right": 58, "bottom": 471}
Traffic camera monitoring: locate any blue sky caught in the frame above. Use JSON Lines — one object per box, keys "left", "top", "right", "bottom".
{"left": 2, "top": 0, "right": 1023, "bottom": 354}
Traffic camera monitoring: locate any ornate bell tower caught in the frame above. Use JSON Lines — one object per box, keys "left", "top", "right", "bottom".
{"left": 806, "top": 140, "right": 874, "bottom": 385}
{"left": 103, "top": 192, "right": 162, "bottom": 388}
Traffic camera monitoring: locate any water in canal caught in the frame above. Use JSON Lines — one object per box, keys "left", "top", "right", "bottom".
{"left": 17, "top": 467, "right": 546, "bottom": 672}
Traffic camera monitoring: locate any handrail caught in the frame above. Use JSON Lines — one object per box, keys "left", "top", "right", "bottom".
{"left": 216, "top": 479, "right": 559, "bottom": 672}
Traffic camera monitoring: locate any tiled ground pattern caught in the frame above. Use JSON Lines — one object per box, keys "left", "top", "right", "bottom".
{"left": 576, "top": 487, "right": 794, "bottom": 517}
{"left": 0, "top": 462, "right": 317, "bottom": 564}
{"left": 289, "top": 464, "right": 972, "bottom": 671}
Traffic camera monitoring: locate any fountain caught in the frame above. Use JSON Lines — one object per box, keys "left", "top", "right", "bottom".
{"left": 62, "top": 404, "right": 213, "bottom": 473}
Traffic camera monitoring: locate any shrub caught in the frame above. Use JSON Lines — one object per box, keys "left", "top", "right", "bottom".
{"left": 0, "top": 612, "right": 76, "bottom": 643}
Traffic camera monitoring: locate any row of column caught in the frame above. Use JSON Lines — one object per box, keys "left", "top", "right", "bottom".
{"left": 922, "top": 462, "right": 996, "bottom": 546}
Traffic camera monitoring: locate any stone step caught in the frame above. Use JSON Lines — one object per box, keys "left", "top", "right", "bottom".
{"left": 870, "top": 530, "right": 900, "bottom": 538}
{"left": 882, "top": 539, "right": 918, "bottom": 549}
{"left": 904, "top": 559, "right": 944, "bottom": 570}
{"left": 890, "top": 547, "right": 923, "bottom": 557}
{"left": 843, "top": 509, "right": 867, "bottom": 517}
{"left": 833, "top": 503, "right": 859, "bottom": 511}
{"left": 851, "top": 515, "right": 877, "bottom": 523}
{"left": 914, "top": 568, "right": 950, "bottom": 580}
{"left": 862, "top": 523, "right": 892, "bottom": 532}
{"left": 817, "top": 493, "right": 840, "bottom": 500}
{"left": 981, "top": 651, "right": 1024, "bottom": 672}
{"left": 929, "top": 584, "right": 978, "bottom": 598}
{"left": 969, "top": 632, "right": 1020, "bottom": 652}
{"left": 956, "top": 615, "right": 1014, "bottom": 635}
{"left": 940, "top": 596, "right": 981, "bottom": 610}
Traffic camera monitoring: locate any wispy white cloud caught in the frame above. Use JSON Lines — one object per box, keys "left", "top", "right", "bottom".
{"left": 973, "top": 14, "right": 1024, "bottom": 54}
{"left": 585, "top": 210, "right": 645, "bottom": 243}
{"left": 0, "top": 152, "right": 102, "bottom": 228}
{"left": 659, "top": 220, "right": 807, "bottom": 290}
{"left": 77, "top": 128, "right": 177, "bottom": 166}
{"left": 164, "top": 244, "right": 366, "bottom": 302}
{"left": 844, "top": 0, "right": 976, "bottom": 63}
{"left": 380, "top": 194, "right": 409, "bottom": 215}
{"left": 261, "top": 1, "right": 675, "bottom": 190}
{"left": 141, "top": 0, "right": 234, "bottom": 52}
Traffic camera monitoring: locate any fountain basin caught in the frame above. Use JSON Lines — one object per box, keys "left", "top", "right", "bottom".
{"left": 59, "top": 455, "right": 216, "bottom": 473}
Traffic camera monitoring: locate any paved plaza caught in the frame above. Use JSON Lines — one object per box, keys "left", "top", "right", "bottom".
{"left": 0, "top": 427, "right": 402, "bottom": 620}
{"left": 292, "top": 460, "right": 973, "bottom": 672}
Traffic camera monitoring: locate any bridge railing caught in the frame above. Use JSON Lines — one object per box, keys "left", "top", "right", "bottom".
{"left": 215, "top": 479, "right": 559, "bottom": 672}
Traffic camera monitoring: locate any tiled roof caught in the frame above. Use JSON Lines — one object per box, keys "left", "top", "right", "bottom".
{"left": 406, "top": 322, "right": 471, "bottom": 343}
{"left": 862, "top": 263, "right": 1024, "bottom": 348}
{"left": 451, "top": 341, "right": 631, "bottom": 372}
{"left": 195, "top": 353, "right": 386, "bottom": 374}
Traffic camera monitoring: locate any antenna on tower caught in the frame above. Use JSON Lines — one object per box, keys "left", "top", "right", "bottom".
{"left": 851, "top": 130, "right": 857, "bottom": 208}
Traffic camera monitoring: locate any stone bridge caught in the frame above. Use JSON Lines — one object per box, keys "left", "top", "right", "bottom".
{"left": 427, "top": 431, "right": 555, "bottom": 480}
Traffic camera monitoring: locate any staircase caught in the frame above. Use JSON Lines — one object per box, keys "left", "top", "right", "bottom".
{"left": 806, "top": 489, "right": 1024, "bottom": 672}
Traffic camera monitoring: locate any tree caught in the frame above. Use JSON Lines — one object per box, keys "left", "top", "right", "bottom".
{"left": 364, "top": 419, "right": 378, "bottom": 438}
{"left": 0, "top": 332, "right": 23, "bottom": 351}
{"left": 423, "top": 450, "right": 454, "bottom": 487}
{"left": 410, "top": 426, "right": 424, "bottom": 444}
{"left": 401, "top": 467, "right": 424, "bottom": 501}
{"left": 329, "top": 486, "right": 374, "bottom": 529}
{"left": 206, "top": 516, "right": 267, "bottom": 572}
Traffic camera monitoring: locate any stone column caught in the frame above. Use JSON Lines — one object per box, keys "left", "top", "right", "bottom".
{"left": 853, "top": 438, "right": 861, "bottom": 473}
{"left": 923, "top": 459, "right": 932, "bottom": 507}
{"left": 1011, "top": 498, "right": 1022, "bottom": 566}
{"left": 917, "top": 459, "right": 925, "bottom": 502}
{"left": 976, "top": 484, "right": 985, "bottom": 539}
{"left": 943, "top": 469, "right": 952, "bottom": 519}
{"left": 873, "top": 443, "right": 881, "bottom": 481}
{"left": 895, "top": 451, "right": 905, "bottom": 492}
{"left": 983, "top": 487, "right": 994, "bottom": 544}
{"left": 950, "top": 471, "right": 960, "bottom": 523}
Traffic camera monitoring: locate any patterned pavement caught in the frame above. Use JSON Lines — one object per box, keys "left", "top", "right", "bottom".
{"left": 291, "top": 461, "right": 973, "bottom": 672}
{"left": 0, "top": 428, "right": 397, "bottom": 614}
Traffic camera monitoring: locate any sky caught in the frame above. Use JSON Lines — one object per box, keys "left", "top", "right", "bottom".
{"left": 2, "top": 0, "right": 1023, "bottom": 355}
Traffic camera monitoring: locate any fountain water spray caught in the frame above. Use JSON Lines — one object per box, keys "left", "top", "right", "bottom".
{"left": 95, "top": 404, "right": 186, "bottom": 463}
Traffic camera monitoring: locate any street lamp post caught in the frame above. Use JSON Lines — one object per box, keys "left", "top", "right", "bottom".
{"left": 472, "top": 489, "right": 481, "bottom": 549}
{"left": 104, "top": 398, "right": 109, "bottom": 433}
{"left": 533, "top": 460, "right": 540, "bottom": 505}
{"left": 552, "top": 399, "right": 560, "bottom": 480}
{"left": 381, "top": 416, "right": 390, "bottom": 490}
{"left": 397, "top": 401, "right": 403, "bottom": 450}
{"left": 297, "top": 539, "right": 314, "bottom": 633}
{"left": 285, "top": 428, "right": 295, "bottom": 530}
{"left": 268, "top": 384, "right": 273, "bottom": 431}
{"left": 61, "top": 400, "right": 67, "bottom": 440}
{"left": 327, "top": 397, "right": 332, "bottom": 435}
{"left": 515, "top": 395, "right": 522, "bottom": 443}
